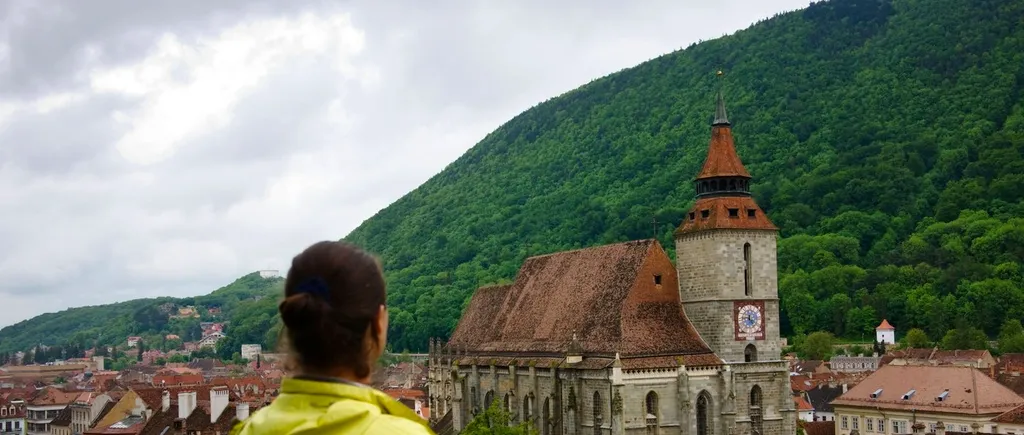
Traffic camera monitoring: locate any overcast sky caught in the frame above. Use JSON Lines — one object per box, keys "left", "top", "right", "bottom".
{"left": 0, "top": 0, "right": 808, "bottom": 327}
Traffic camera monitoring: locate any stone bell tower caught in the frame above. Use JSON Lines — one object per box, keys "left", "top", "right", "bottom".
{"left": 674, "top": 83, "right": 783, "bottom": 364}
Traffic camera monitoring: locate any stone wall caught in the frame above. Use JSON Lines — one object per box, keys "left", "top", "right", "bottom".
{"left": 676, "top": 230, "right": 783, "bottom": 363}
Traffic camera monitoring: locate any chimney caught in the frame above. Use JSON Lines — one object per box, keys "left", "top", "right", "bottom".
{"left": 842, "top": 383, "right": 848, "bottom": 394}
{"left": 177, "top": 391, "right": 197, "bottom": 420}
{"left": 210, "top": 387, "right": 229, "bottom": 423}
{"left": 161, "top": 390, "right": 170, "bottom": 412}
{"left": 236, "top": 403, "right": 250, "bottom": 421}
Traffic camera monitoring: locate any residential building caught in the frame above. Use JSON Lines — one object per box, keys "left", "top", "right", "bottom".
{"left": 884, "top": 348, "right": 997, "bottom": 369}
{"left": 830, "top": 355, "right": 882, "bottom": 373}
{"left": 876, "top": 319, "right": 895, "bottom": 345}
{"left": 69, "top": 393, "right": 112, "bottom": 434}
{"left": 428, "top": 91, "right": 797, "bottom": 435}
{"left": 795, "top": 396, "right": 815, "bottom": 422}
{"left": 0, "top": 397, "right": 26, "bottom": 435}
{"left": 26, "top": 389, "right": 77, "bottom": 435}
{"left": 805, "top": 384, "right": 845, "bottom": 422}
{"left": 197, "top": 332, "right": 225, "bottom": 349}
{"left": 125, "top": 338, "right": 141, "bottom": 349}
{"left": 258, "top": 270, "right": 278, "bottom": 279}
{"left": 831, "top": 365, "right": 1024, "bottom": 435}
{"left": 794, "top": 360, "right": 832, "bottom": 376}
{"left": 47, "top": 406, "right": 70, "bottom": 435}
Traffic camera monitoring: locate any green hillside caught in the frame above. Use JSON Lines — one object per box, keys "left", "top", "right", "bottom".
{"left": 0, "top": 273, "right": 284, "bottom": 355}
{"left": 345, "top": 0, "right": 1024, "bottom": 352}
{"left": 3, "top": 0, "right": 1024, "bottom": 359}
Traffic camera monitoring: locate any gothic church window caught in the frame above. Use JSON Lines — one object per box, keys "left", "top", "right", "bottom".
{"left": 749, "top": 386, "right": 763, "bottom": 435}
{"left": 523, "top": 393, "right": 534, "bottom": 425}
{"left": 645, "top": 391, "right": 659, "bottom": 434}
{"left": 743, "top": 243, "right": 752, "bottom": 296}
{"left": 696, "top": 391, "right": 712, "bottom": 435}
{"left": 592, "top": 391, "right": 603, "bottom": 434}
{"left": 485, "top": 391, "right": 494, "bottom": 409}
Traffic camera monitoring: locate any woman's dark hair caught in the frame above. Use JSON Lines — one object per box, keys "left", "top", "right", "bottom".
{"left": 278, "top": 241, "right": 386, "bottom": 378}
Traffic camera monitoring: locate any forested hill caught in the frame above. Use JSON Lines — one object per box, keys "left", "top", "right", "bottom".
{"left": 345, "top": 0, "right": 1024, "bottom": 352}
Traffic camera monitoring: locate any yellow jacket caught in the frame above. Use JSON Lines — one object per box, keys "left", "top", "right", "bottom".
{"left": 232, "top": 377, "right": 435, "bottom": 435}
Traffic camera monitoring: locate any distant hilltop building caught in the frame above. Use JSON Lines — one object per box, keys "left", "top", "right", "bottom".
{"left": 258, "top": 270, "right": 279, "bottom": 279}
{"left": 876, "top": 319, "right": 895, "bottom": 345}
{"left": 240, "top": 344, "right": 262, "bottom": 361}
{"left": 429, "top": 87, "right": 796, "bottom": 435}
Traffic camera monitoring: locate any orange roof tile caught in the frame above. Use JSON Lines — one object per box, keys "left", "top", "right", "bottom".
{"left": 794, "top": 395, "right": 814, "bottom": 411}
{"left": 831, "top": 365, "right": 1023, "bottom": 415}
{"left": 994, "top": 403, "right": 1024, "bottom": 424}
{"left": 877, "top": 319, "right": 894, "bottom": 330}
{"left": 801, "top": 421, "right": 836, "bottom": 435}
{"left": 696, "top": 125, "right": 751, "bottom": 180}
{"left": 675, "top": 196, "right": 777, "bottom": 234}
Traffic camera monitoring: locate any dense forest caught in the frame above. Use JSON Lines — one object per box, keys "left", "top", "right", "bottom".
{"left": 2, "top": 0, "right": 1023, "bottom": 358}
{"left": 344, "top": 0, "right": 1024, "bottom": 352}
{"left": 0, "top": 273, "right": 283, "bottom": 355}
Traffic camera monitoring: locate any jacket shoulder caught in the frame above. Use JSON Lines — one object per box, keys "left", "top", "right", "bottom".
{"left": 366, "top": 414, "right": 434, "bottom": 435}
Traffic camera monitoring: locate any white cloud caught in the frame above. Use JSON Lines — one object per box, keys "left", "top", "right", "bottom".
{"left": 89, "top": 12, "right": 370, "bottom": 166}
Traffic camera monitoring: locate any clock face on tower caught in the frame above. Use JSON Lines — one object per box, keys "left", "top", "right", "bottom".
{"left": 734, "top": 301, "right": 765, "bottom": 341}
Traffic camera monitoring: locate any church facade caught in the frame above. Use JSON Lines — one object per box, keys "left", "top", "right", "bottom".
{"left": 427, "top": 91, "right": 797, "bottom": 435}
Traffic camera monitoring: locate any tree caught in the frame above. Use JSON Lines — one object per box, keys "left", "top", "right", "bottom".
{"left": 137, "top": 340, "right": 146, "bottom": 362}
{"left": 800, "top": 332, "right": 836, "bottom": 360}
{"left": 940, "top": 324, "right": 989, "bottom": 350}
{"left": 462, "top": 400, "right": 537, "bottom": 435}
{"left": 998, "top": 319, "right": 1024, "bottom": 353}
{"left": 901, "top": 328, "right": 931, "bottom": 349}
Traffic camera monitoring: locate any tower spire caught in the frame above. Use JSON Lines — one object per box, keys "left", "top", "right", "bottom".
{"left": 713, "top": 70, "right": 730, "bottom": 126}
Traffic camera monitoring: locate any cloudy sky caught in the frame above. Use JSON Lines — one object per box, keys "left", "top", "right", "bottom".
{"left": 0, "top": 0, "right": 808, "bottom": 327}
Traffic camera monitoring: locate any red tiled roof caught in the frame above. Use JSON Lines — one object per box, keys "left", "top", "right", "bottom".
{"left": 877, "top": 319, "right": 894, "bottom": 330}
{"left": 831, "top": 365, "right": 1024, "bottom": 415}
{"left": 994, "top": 403, "right": 1024, "bottom": 424}
{"left": 447, "top": 239, "right": 717, "bottom": 362}
{"left": 801, "top": 421, "right": 836, "bottom": 435}
{"left": 675, "top": 196, "right": 777, "bottom": 234}
{"left": 995, "top": 373, "right": 1024, "bottom": 396}
{"left": 28, "top": 387, "right": 78, "bottom": 406}
{"left": 794, "top": 395, "right": 814, "bottom": 411}
{"left": 696, "top": 125, "right": 751, "bottom": 179}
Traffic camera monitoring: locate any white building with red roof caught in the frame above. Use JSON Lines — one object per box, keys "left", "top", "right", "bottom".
{"left": 876, "top": 319, "right": 895, "bottom": 345}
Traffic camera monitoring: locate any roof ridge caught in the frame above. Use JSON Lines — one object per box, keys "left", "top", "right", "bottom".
{"left": 523, "top": 239, "right": 655, "bottom": 261}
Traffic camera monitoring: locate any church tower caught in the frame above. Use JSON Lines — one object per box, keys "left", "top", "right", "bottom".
{"left": 674, "top": 86, "right": 783, "bottom": 364}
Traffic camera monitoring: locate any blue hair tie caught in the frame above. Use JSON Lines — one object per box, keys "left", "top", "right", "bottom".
{"left": 296, "top": 277, "right": 330, "bottom": 298}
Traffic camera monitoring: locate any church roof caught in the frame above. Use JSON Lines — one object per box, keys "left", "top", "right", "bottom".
{"left": 675, "top": 196, "right": 777, "bottom": 234}
{"left": 447, "top": 239, "right": 717, "bottom": 362}
{"left": 696, "top": 122, "right": 750, "bottom": 179}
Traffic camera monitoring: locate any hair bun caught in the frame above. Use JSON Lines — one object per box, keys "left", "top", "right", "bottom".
{"left": 279, "top": 292, "right": 328, "bottom": 332}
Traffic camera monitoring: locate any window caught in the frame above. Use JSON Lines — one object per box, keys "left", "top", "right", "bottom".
{"left": 747, "top": 209, "right": 756, "bottom": 218}
{"left": 945, "top": 424, "right": 955, "bottom": 432}
{"left": 645, "top": 391, "right": 659, "bottom": 433}
{"left": 484, "top": 391, "right": 494, "bottom": 409}
{"left": 959, "top": 425, "right": 968, "bottom": 432}
{"left": 841, "top": 416, "right": 849, "bottom": 430}
{"left": 749, "top": 386, "right": 763, "bottom": 435}
{"left": 696, "top": 392, "right": 711, "bottom": 435}
{"left": 728, "top": 208, "right": 739, "bottom": 218}
{"left": 542, "top": 397, "right": 551, "bottom": 435}
{"left": 592, "top": 392, "right": 603, "bottom": 434}
{"left": 866, "top": 417, "right": 874, "bottom": 432}
{"left": 689, "top": 212, "right": 695, "bottom": 221}
{"left": 743, "top": 243, "right": 752, "bottom": 296}
{"left": 744, "top": 344, "right": 757, "bottom": 362}
{"left": 878, "top": 419, "right": 884, "bottom": 432}
{"left": 892, "top": 420, "right": 907, "bottom": 434}
{"left": 653, "top": 274, "right": 662, "bottom": 286}
{"left": 701, "top": 209, "right": 710, "bottom": 219}
{"left": 852, "top": 416, "right": 859, "bottom": 431}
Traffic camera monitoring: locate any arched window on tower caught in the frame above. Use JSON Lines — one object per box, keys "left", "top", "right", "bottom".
{"left": 593, "top": 391, "right": 603, "bottom": 435}
{"left": 745, "top": 343, "right": 758, "bottom": 363}
{"left": 749, "top": 385, "right": 763, "bottom": 435}
{"left": 743, "top": 243, "right": 752, "bottom": 296}
{"left": 696, "top": 391, "right": 712, "bottom": 435}
{"left": 645, "top": 391, "right": 659, "bottom": 434}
